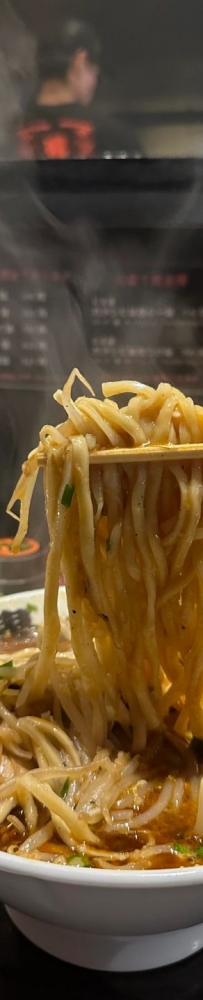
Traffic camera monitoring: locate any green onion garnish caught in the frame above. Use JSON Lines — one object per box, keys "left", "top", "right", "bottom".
{"left": 60, "top": 778, "right": 69, "bottom": 799}
{"left": 0, "top": 660, "right": 13, "bottom": 679}
{"left": 66, "top": 853, "right": 91, "bottom": 867}
{"left": 61, "top": 484, "right": 75, "bottom": 508}
{"left": 173, "top": 842, "right": 203, "bottom": 858}
{"left": 26, "top": 602, "right": 37, "bottom": 612}
{"left": 173, "top": 843, "right": 190, "bottom": 855}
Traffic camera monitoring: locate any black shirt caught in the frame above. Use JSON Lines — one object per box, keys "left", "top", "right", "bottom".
{"left": 18, "top": 101, "right": 141, "bottom": 159}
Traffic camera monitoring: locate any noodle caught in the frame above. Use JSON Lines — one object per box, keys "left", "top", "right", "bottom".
{"left": 1, "top": 371, "right": 203, "bottom": 868}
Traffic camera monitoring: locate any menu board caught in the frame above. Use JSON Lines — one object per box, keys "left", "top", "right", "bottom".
{"left": 1, "top": 231, "right": 203, "bottom": 402}
{"left": 0, "top": 267, "right": 70, "bottom": 387}
{"left": 88, "top": 270, "right": 202, "bottom": 396}
{"left": 0, "top": 275, "right": 49, "bottom": 385}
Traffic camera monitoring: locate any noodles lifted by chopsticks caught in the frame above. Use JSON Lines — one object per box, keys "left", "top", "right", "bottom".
{"left": 2, "top": 369, "right": 203, "bottom": 868}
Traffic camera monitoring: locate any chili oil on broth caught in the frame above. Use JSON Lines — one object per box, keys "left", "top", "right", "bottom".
{"left": 0, "top": 635, "right": 202, "bottom": 872}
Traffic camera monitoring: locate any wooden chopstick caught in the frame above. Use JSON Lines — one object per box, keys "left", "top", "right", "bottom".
{"left": 89, "top": 444, "right": 203, "bottom": 465}
{"left": 36, "top": 443, "right": 203, "bottom": 468}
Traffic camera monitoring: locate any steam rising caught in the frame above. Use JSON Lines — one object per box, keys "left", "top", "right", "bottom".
{"left": 0, "top": 0, "right": 201, "bottom": 548}
{"left": 0, "top": 2, "right": 35, "bottom": 159}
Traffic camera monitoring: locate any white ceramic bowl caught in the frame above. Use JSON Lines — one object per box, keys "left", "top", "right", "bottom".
{"left": 1, "top": 590, "right": 203, "bottom": 972}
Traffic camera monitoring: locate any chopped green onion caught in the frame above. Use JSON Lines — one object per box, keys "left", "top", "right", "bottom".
{"left": 173, "top": 843, "right": 191, "bottom": 855}
{"left": 66, "top": 853, "right": 91, "bottom": 867}
{"left": 0, "top": 660, "right": 13, "bottom": 679}
{"left": 195, "top": 846, "right": 203, "bottom": 858}
{"left": 61, "top": 484, "right": 75, "bottom": 508}
{"left": 0, "top": 660, "right": 13, "bottom": 669}
{"left": 173, "top": 842, "right": 203, "bottom": 859}
{"left": 190, "top": 737, "right": 203, "bottom": 761}
{"left": 106, "top": 537, "right": 111, "bottom": 552}
{"left": 60, "top": 778, "right": 69, "bottom": 799}
{"left": 26, "top": 602, "right": 37, "bottom": 612}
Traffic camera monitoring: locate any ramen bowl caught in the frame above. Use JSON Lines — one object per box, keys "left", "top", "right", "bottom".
{"left": 1, "top": 591, "right": 203, "bottom": 971}
{"left": 1, "top": 851, "right": 203, "bottom": 970}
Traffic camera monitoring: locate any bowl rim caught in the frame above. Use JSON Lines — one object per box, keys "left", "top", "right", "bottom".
{"left": 0, "top": 851, "right": 203, "bottom": 888}
{"left": 0, "top": 586, "right": 65, "bottom": 606}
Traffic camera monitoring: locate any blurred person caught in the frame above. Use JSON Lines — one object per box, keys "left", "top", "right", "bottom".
{"left": 18, "top": 19, "right": 141, "bottom": 160}
{"left": 18, "top": 19, "right": 100, "bottom": 159}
